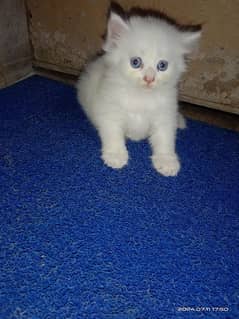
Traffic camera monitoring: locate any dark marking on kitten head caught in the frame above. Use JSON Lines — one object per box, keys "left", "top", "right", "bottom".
{"left": 107, "top": 2, "right": 202, "bottom": 33}
{"left": 129, "top": 7, "right": 202, "bottom": 33}
{"left": 108, "top": 1, "right": 127, "bottom": 21}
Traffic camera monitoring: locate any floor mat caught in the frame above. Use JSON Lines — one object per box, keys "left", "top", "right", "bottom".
{"left": 0, "top": 75, "right": 239, "bottom": 318}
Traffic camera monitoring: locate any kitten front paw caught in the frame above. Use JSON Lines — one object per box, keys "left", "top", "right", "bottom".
{"left": 152, "top": 154, "right": 180, "bottom": 176}
{"left": 102, "top": 149, "right": 129, "bottom": 169}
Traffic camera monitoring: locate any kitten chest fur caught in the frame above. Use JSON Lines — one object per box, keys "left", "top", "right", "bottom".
{"left": 120, "top": 88, "right": 177, "bottom": 141}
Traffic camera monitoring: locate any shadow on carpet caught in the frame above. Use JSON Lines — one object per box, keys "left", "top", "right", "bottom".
{"left": 0, "top": 75, "right": 239, "bottom": 319}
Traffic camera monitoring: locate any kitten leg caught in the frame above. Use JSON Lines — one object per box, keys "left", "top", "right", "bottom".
{"left": 177, "top": 112, "right": 187, "bottom": 129}
{"left": 149, "top": 126, "right": 180, "bottom": 176}
{"left": 99, "top": 124, "right": 128, "bottom": 169}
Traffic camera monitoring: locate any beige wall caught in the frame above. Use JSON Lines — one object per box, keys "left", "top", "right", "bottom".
{"left": 0, "top": 0, "right": 32, "bottom": 87}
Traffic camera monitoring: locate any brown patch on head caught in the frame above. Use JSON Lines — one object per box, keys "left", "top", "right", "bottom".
{"left": 109, "top": 2, "right": 127, "bottom": 20}
{"left": 108, "top": 2, "right": 202, "bottom": 32}
{"left": 129, "top": 7, "right": 202, "bottom": 33}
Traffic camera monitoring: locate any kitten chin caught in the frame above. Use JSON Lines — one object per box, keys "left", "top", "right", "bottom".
{"left": 77, "top": 6, "right": 201, "bottom": 176}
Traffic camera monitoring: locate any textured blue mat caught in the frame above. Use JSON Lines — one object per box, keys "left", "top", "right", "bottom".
{"left": 0, "top": 75, "right": 239, "bottom": 319}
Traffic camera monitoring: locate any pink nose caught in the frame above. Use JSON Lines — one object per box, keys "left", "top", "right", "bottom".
{"left": 143, "top": 75, "right": 155, "bottom": 84}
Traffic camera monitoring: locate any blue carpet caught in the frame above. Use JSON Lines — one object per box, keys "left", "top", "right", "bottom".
{"left": 0, "top": 75, "right": 239, "bottom": 319}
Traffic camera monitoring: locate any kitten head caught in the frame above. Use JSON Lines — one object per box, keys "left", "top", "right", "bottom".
{"left": 102, "top": 8, "right": 201, "bottom": 89}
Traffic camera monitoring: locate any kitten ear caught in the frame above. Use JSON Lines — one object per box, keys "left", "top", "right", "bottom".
{"left": 102, "top": 12, "right": 129, "bottom": 51}
{"left": 181, "top": 28, "right": 202, "bottom": 54}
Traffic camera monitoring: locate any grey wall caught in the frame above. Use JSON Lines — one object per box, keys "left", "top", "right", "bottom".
{"left": 0, "top": 0, "right": 32, "bottom": 88}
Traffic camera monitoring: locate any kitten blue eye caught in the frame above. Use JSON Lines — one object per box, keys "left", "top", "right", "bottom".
{"left": 130, "top": 57, "right": 142, "bottom": 69}
{"left": 157, "top": 60, "right": 168, "bottom": 71}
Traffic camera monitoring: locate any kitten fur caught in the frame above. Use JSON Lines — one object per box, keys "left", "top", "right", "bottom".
{"left": 77, "top": 7, "right": 201, "bottom": 176}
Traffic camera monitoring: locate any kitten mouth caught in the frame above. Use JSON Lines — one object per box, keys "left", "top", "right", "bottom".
{"left": 143, "top": 82, "right": 155, "bottom": 89}
{"left": 139, "top": 79, "right": 156, "bottom": 89}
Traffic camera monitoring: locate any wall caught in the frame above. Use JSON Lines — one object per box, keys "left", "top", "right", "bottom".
{"left": 0, "top": 0, "right": 32, "bottom": 88}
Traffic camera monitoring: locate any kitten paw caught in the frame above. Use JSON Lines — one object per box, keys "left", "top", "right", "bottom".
{"left": 152, "top": 154, "right": 180, "bottom": 176}
{"left": 102, "top": 149, "right": 128, "bottom": 169}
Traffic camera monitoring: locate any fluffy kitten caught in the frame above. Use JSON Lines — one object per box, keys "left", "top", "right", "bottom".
{"left": 77, "top": 8, "right": 201, "bottom": 176}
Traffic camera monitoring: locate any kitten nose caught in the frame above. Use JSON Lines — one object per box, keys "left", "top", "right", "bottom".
{"left": 143, "top": 68, "right": 155, "bottom": 84}
{"left": 143, "top": 75, "right": 155, "bottom": 84}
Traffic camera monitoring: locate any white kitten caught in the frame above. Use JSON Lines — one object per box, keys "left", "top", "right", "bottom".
{"left": 77, "top": 8, "right": 201, "bottom": 176}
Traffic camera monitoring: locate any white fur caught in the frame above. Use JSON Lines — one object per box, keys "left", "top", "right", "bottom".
{"left": 77, "top": 12, "right": 200, "bottom": 176}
